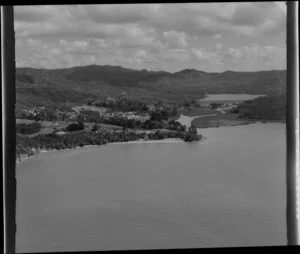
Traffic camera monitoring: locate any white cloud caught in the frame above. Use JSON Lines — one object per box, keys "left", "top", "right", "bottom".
{"left": 213, "top": 34, "right": 222, "bottom": 40}
{"left": 221, "top": 44, "right": 286, "bottom": 70}
{"left": 162, "top": 30, "right": 189, "bottom": 49}
{"left": 191, "top": 48, "right": 218, "bottom": 61}
{"left": 14, "top": 3, "right": 286, "bottom": 72}
{"left": 216, "top": 43, "right": 223, "bottom": 50}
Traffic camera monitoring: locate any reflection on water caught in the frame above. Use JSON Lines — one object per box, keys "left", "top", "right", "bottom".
{"left": 200, "top": 94, "right": 265, "bottom": 101}
{"left": 16, "top": 123, "right": 286, "bottom": 252}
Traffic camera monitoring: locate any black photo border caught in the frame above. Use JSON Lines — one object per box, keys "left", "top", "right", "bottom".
{"left": 1, "top": 1, "right": 299, "bottom": 253}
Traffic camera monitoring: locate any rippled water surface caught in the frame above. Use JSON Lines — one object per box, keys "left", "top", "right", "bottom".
{"left": 200, "top": 93, "right": 265, "bottom": 102}
{"left": 16, "top": 123, "right": 286, "bottom": 252}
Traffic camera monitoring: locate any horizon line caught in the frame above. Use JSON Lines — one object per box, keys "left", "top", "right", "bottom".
{"left": 15, "top": 64, "right": 287, "bottom": 74}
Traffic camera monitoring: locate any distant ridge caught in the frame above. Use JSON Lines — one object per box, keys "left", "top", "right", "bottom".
{"left": 16, "top": 64, "right": 286, "bottom": 113}
{"left": 16, "top": 64, "right": 286, "bottom": 74}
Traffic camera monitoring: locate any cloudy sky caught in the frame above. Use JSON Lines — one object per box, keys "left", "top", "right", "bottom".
{"left": 14, "top": 2, "right": 286, "bottom": 73}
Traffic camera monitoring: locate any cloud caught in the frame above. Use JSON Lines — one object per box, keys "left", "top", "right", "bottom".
{"left": 213, "top": 34, "right": 222, "bottom": 40}
{"left": 83, "top": 4, "right": 155, "bottom": 24}
{"left": 190, "top": 48, "right": 221, "bottom": 65}
{"left": 14, "top": 3, "right": 286, "bottom": 72}
{"left": 231, "top": 5, "right": 266, "bottom": 26}
{"left": 221, "top": 44, "right": 286, "bottom": 70}
{"left": 162, "top": 30, "right": 189, "bottom": 49}
{"left": 216, "top": 43, "right": 223, "bottom": 50}
{"left": 14, "top": 6, "right": 52, "bottom": 22}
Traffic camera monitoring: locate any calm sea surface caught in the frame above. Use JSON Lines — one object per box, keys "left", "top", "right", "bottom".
{"left": 200, "top": 94, "right": 265, "bottom": 102}
{"left": 16, "top": 123, "right": 287, "bottom": 252}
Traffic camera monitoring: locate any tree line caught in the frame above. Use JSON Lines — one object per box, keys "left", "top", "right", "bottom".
{"left": 232, "top": 93, "right": 286, "bottom": 120}
{"left": 16, "top": 127, "right": 202, "bottom": 161}
{"left": 16, "top": 122, "right": 42, "bottom": 135}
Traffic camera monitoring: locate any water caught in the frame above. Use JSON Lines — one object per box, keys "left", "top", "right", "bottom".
{"left": 16, "top": 123, "right": 286, "bottom": 252}
{"left": 200, "top": 94, "right": 265, "bottom": 102}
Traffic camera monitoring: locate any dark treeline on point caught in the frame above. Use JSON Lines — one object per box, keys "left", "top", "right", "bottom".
{"left": 66, "top": 121, "right": 84, "bottom": 132}
{"left": 232, "top": 93, "right": 286, "bottom": 120}
{"left": 89, "top": 98, "right": 149, "bottom": 112}
{"left": 16, "top": 127, "right": 202, "bottom": 161}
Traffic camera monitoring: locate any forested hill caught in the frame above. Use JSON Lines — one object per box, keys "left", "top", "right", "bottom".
{"left": 16, "top": 65, "right": 286, "bottom": 110}
{"left": 235, "top": 93, "right": 286, "bottom": 121}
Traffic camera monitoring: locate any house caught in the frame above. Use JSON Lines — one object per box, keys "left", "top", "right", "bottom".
{"left": 56, "top": 131, "right": 66, "bottom": 135}
{"left": 199, "top": 102, "right": 211, "bottom": 108}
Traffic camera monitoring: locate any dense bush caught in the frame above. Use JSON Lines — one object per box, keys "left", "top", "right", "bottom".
{"left": 16, "top": 127, "right": 203, "bottom": 161}
{"left": 16, "top": 122, "right": 42, "bottom": 135}
{"left": 93, "top": 98, "right": 149, "bottom": 112}
{"left": 16, "top": 74, "right": 34, "bottom": 84}
{"left": 66, "top": 121, "right": 85, "bottom": 132}
{"left": 235, "top": 93, "right": 286, "bottom": 120}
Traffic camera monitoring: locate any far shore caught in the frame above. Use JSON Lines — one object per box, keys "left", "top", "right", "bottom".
{"left": 176, "top": 114, "right": 217, "bottom": 128}
{"left": 177, "top": 111, "right": 285, "bottom": 129}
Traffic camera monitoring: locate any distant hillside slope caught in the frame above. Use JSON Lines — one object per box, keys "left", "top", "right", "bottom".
{"left": 16, "top": 65, "right": 286, "bottom": 111}
{"left": 235, "top": 93, "right": 286, "bottom": 120}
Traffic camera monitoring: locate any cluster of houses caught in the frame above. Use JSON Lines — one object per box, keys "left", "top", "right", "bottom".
{"left": 21, "top": 104, "right": 152, "bottom": 123}
{"left": 198, "top": 101, "right": 240, "bottom": 113}
{"left": 95, "top": 110, "right": 150, "bottom": 122}
{"left": 21, "top": 106, "right": 45, "bottom": 116}
{"left": 21, "top": 107, "right": 78, "bottom": 121}
{"left": 200, "top": 101, "right": 240, "bottom": 108}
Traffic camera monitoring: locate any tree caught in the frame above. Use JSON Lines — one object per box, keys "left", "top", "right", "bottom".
{"left": 92, "top": 124, "right": 99, "bottom": 132}
{"left": 171, "top": 107, "right": 178, "bottom": 116}
{"left": 188, "top": 125, "right": 197, "bottom": 135}
{"left": 66, "top": 121, "right": 84, "bottom": 132}
{"left": 184, "top": 100, "right": 191, "bottom": 108}
{"left": 210, "top": 103, "right": 221, "bottom": 109}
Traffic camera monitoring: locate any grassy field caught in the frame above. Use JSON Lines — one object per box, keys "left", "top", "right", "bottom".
{"left": 170, "top": 106, "right": 258, "bottom": 128}
{"left": 72, "top": 105, "right": 108, "bottom": 113}
{"left": 16, "top": 118, "right": 122, "bottom": 137}
{"left": 169, "top": 107, "right": 218, "bottom": 122}
{"left": 191, "top": 112, "right": 254, "bottom": 128}
{"left": 179, "top": 107, "right": 218, "bottom": 117}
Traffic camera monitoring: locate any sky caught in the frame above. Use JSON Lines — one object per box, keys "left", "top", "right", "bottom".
{"left": 14, "top": 2, "right": 286, "bottom": 73}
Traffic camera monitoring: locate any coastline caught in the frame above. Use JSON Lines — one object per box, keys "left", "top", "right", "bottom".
{"left": 194, "top": 119, "right": 286, "bottom": 129}
{"left": 176, "top": 114, "right": 217, "bottom": 128}
{"left": 16, "top": 137, "right": 202, "bottom": 165}
{"left": 16, "top": 118, "right": 285, "bottom": 165}
{"left": 176, "top": 112, "right": 285, "bottom": 129}
{"left": 109, "top": 138, "right": 184, "bottom": 145}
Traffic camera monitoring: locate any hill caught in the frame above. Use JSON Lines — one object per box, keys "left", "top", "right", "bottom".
{"left": 234, "top": 93, "right": 286, "bottom": 120}
{"left": 16, "top": 65, "right": 286, "bottom": 113}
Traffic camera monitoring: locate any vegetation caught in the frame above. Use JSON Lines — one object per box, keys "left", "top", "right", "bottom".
{"left": 91, "top": 98, "right": 149, "bottom": 112}
{"left": 210, "top": 103, "right": 222, "bottom": 109}
{"left": 15, "top": 65, "right": 286, "bottom": 162}
{"left": 16, "top": 73, "right": 35, "bottom": 84}
{"left": 16, "top": 122, "right": 42, "bottom": 135}
{"left": 16, "top": 66, "right": 285, "bottom": 111}
{"left": 233, "top": 93, "right": 286, "bottom": 121}
{"left": 16, "top": 127, "right": 203, "bottom": 162}
{"left": 72, "top": 106, "right": 181, "bottom": 131}
{"left": 66, "top": 121, "right": 85, "bottom": 132}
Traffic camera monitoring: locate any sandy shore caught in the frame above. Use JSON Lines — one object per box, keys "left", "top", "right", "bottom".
{"left": 177, "top": 114, "right": 217, "bottom": 128}
{"left": 16, "top": 138, "right": 187, "bottom": 164}
{"left": 109, "top": 138, "right": 184, "bottom": 145}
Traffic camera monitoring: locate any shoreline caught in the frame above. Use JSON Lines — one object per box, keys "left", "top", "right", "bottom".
{"left": 109, "top": 138, "right": 184, "bottom": 145}
{"left": 195, "top": 119, "right": 286, "bottom": 129}
{"left": 176, "top": 114, "right": 217, "bottom": 128}
{"left": 176, "top": 111, "right": 285, "bottom": 129}
{"left": 16, "top": 120, "right": 284, "bottom": 165}
{"left": 16, "top": 137, "right": 201, "bottom": 164}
